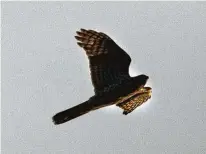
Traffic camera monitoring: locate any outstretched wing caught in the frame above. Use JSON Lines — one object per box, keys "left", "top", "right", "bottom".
{"left": 116, "top": 87, "right": 152, "bottom": 115}
{"left": 75, "top": 29, "right": 131, "bottom": 95}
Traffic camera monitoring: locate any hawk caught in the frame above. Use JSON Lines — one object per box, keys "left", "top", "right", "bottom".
{"left": 52, "top": 29, "right": 152, "bottom": 125}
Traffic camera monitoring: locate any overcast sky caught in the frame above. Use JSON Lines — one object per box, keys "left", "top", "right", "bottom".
{"left": 2, "top": 2, "right": 206, "bottom": 154}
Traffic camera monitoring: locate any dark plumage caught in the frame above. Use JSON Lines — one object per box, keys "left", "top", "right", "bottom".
{"left": 52, "top": 29, "right": 152, "bottom": 125}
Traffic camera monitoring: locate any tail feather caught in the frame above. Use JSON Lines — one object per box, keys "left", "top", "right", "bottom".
{"left": 52, "top": 101, "right": 93, "bottom": 125}
{"left": 52, "top": 97, "right": 117, "bottom": 125}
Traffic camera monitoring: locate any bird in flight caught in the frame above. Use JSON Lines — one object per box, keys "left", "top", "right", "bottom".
{"left": 52, "top": 29, "right": 152, "bottom": 125}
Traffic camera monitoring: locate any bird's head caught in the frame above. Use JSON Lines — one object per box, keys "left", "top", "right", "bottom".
{"left": 133, "top": 74, "right": 149, "bottom": 87}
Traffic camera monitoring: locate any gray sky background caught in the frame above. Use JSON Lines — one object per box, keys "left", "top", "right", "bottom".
{"left": 2, "top": 2, "right": 206, "bottom": 154}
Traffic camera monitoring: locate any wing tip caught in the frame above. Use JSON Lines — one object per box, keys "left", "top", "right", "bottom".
{"left": 80, "top": 28, "right": 87, "bottom": 32}
{"left": 123, "top": 111, "right": 129, "bottom": 115}
{"left": 74, "top": 35, "right": 82, "bottom": 41}
{"left": 77, "top": 42, "right": 84, "bottom": 47}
